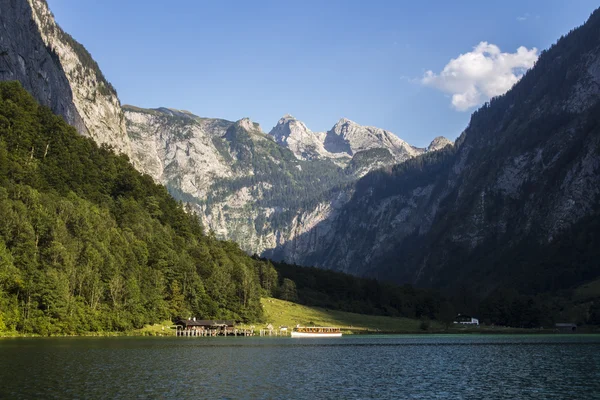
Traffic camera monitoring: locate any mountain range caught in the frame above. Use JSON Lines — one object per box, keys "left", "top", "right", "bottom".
{"left": 2, "top": 0, "right": 600, "bottom": 303}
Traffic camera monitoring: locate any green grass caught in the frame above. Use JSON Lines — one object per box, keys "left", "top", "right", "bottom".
{"left": 0, "top": 320, "right": 178, "bottom": 338}
{"left": 256, "top": 298, "right": 442, "bottom": 333}
{"left": 574, "top": 278, "right": 600, "bottom": 302}
{"left": 133, "top": 320, "right": 177, "bottom": 336}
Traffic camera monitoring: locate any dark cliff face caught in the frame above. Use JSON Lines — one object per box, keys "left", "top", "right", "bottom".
{"left": 268, "top": 9, "right": 600, "bottom": 295}
{"left": 0, "top": 0, "right": 86, "bottom": 133}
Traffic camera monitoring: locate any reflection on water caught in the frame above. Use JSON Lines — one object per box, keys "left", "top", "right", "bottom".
{"left": 0, "top": 335, "right": 599, "bottom": 399}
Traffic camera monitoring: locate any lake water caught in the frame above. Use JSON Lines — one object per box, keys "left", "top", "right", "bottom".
{"left": 0, "top": 335, "right": 599, "bottom": 399}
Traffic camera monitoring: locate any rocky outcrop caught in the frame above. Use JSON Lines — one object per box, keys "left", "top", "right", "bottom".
{"left": 124, "top": 106, "right": 342, "bottom": 254}
{"left": 324, "top": 118, "right": 424, "bottom": 162}
{"left": 125, "top": 105, "right": 452, "bottom": 256}
{"left": 427, "top": 136, "right": 453, "bottom": 152}
{"left": 124, "top": 105, "right": 234, "bottom": 199}
{"left": 0, "top": 0, "right": 85, "bottom": 132}
{"left": 268, "top": 114, "right": 332, "bottom": 161}
{"left": 268, "top": 115, "right": 448, "bottom": 166}
{"left": 0, "top": 0, "right": 131, "bottom": 156}
{"left": 26, "top": 0, "right": 131, "bottom": 155}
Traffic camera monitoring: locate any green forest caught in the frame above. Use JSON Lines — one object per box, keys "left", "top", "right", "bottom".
{"left": 0, "top": 81, "right": 283, "bottom": 334}
{"left": 268, "top": 259, "right": 448, "bottom": 320}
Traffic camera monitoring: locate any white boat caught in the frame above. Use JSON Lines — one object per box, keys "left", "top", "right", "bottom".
{"left": 291, "top": 326, "right": 342, "bottom": 338}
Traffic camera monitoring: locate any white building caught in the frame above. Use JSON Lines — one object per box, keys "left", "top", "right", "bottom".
{"left": 454, "top": 314, "right": 479, "bottom": 325}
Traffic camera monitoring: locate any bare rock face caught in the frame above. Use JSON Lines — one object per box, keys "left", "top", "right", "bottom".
{"left": 124, "top": 106, "right": 234, "bottom": 199}
{"left": 427, "top": 136, "right": 453, "bottom": 152}
{"left": 269, "top": 114, "right": 438, "bottom": 167}
{"left": 324, "top": 118, "right": 424, "bottom": 162}
{"left": 124, "top": 107, "right": 347, "bottom": 254}
{"left": 126, "top": 104, "right": 451, "bottom": 257}
{"left": 0, "top": 0, "right": 132, "bottom": 156}
{"left": 268, "top": 114, "right": 332, "bottom": 161}
{"left": 237, "top": 117, "right": 263, "bottom": 133}
{"left": 25, "top": 0, "right": 131, "bottom": 155}
{"left": 0, "top": 0, "right": 86, "bottom": 132}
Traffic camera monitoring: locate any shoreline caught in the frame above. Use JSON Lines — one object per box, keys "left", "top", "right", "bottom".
{"left": 2, "top": 328, "right": 598, "bottom": 339}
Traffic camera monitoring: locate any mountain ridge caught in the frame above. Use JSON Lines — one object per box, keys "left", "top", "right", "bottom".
{"left": 264, "top": 8, "right": 600, "bottom": 296}
{"left": 268, "top": 113, "right": 451, "bottom": 163}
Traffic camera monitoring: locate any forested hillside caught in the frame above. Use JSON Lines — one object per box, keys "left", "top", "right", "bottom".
{"left": 0, "top": 82, "right": 279, "bottom": 334}
{"left": 266, "top": 258, "right": 600, "bottom": 328}
{"left": 268, "top": 259, "right": 448, "bottom": 320}
{"left": 271, "top": 9, "right": 600, "bottom": 300}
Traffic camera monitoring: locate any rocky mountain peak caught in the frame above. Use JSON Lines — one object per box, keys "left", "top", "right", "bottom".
{"left": 325, "top": 118, "right": 422, "bottom": 161}
{"left": 427, "top": 136, "right": 453, "bottom": 152}
{"left": 270, "top": 114, "right": 311, "bottom": 139}
{"left": 237, "top": 117, "right": 261, "bottom": 132}
{"left": 268, "top": 114, "right": 329, "bottom": 160}
{"left": 335, "top": 117, "right": 354, "bottom": 126}
{"left": 269, "top": 114, "right": 427, "bottom": 164}
{"left": 331, "top": 117, "right": 358, "bottom": 134}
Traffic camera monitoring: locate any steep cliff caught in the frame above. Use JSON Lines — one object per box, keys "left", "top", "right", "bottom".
{"left": 266, "top": 10, "right": 600, "bottom": 295}
{"left": 0, "top": 0, "right": 131, "bottom": 155}
{"left": 0, "top": 0, "right": 85, "bottom": 132}
{"left": 124, "top": 105, "right": 234, "bottom": 198}
{"left": 268, "top": 114, "right": 331, "bottom": 161}
{"left": 26, "top": 0, "right": 130, "bottom": 155}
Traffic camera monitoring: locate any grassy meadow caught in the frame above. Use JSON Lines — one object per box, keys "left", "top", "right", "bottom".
{"left": 256, "top": 297, "right": 442, "bottom": 333}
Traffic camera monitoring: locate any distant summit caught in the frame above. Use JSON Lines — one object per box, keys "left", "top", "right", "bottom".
{"left": 427, "top": 136, "right": 453, "bottom": 152}
{"left": 324, "top": 117, "right": 424, "bottom": 162}
{"left": 269, "top": 114, "right": 329, "bottom": 160}
{"left": 269, "top": 115, "right": 444, "bottom": 164}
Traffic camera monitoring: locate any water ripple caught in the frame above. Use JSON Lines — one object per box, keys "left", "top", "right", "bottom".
{"left": 0, "top": 335, "right": 598, "bottom": 399}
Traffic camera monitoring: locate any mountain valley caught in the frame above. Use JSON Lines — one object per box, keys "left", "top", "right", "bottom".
{"left": 1, "top": 0, "right": 600, "bottom": 331}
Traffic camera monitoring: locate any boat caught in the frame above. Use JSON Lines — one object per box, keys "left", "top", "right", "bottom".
{"left": 291, "top": 326, "right": 342, "bottom": 338}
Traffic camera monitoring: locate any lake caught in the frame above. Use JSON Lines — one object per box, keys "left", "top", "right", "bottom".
{"left": 0, "top": 335, "right": 599, "bottom": 399}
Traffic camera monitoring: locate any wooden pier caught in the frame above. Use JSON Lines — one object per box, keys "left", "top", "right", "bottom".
{"left": 176, "top": 327, "right": 256, "bottom": 337}
{"left": 174, "top": 319, "right": 290, "bottom": 337}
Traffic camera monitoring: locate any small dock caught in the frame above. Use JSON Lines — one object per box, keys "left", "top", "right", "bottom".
{"left": 174, "top": 319, "right": 290, "bottom": 337}
{"left": 176, "top": 327, "right": 256, "bottom": 337}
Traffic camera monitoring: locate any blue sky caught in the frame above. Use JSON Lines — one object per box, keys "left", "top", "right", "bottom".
{"left": 47, "top": 0, "right": 598, "bottom": 147}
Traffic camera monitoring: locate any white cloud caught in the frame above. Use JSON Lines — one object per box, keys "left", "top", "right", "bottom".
{"left": 421, "top": 42, "right": 538, "bottom": 111}
{"left": 517, "top": 13, "right": 529, "bottom": 22}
